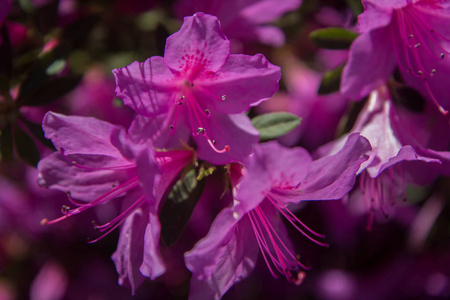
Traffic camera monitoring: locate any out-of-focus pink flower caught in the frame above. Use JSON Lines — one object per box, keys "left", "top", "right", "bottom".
{"left": 174, "top": 0, "right": 302, "bottom": 47}
{"left": 67, "top": 67, "right": 135, "bottom": 128}
{"left": 30, "top": 261, "right": 68, "bottom": 300}
{"left": 341, "top": 0, "right": 450, "bottom": 114}
{"left": 114, "top": 13, "right": 280, "bottom": 164}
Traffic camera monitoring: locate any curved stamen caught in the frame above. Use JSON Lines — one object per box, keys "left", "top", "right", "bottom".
{"left": 41, "top": 176, "right": 139, "bottom": 225}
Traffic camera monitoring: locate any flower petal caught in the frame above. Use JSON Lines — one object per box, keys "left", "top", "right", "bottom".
{"left": 111, "top": 207, "right": 148, "bottom": 294}
{"left": 197, "top": 54, "right": 281, "bottom": 114}
{"left": 341, "top": 28, "right": 397, "bottom": 100}
{"left": 295, "top": 133, "right": 371, "bottom": 201}
{"left": 113, "top": 56, "right": 174, "bottom": 117}
{"left": 185, "top": 210, "right": 258, "bottom": 300}
{"left": 165, "top": 13, "right": 230, "bottom": 73}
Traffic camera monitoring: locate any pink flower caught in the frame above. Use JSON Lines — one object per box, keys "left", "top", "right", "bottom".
{"left": 174, "top": 0, "right": 302, "bottom": 47}
{"left": 341, "top": 0, "right": 450, "bottom": 114}
{"left": 185, "top": 135, "right": 371, "bottom": 299}
{"left": 113, "top": 13, "right": 281, "bottom": 164}
{"left": 316, "top": 86, "right": 445, "bottom": 228}
{"left": 37, "top": 112, "right": 193, "bottom": 292}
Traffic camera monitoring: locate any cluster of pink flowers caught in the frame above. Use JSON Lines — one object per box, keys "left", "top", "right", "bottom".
{"left": 1, "top": 0, "right": 450, "bottom": 299}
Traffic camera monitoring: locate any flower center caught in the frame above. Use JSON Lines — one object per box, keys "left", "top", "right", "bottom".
{"left": 167, "top": 78, "right": 230, "bottom": 154}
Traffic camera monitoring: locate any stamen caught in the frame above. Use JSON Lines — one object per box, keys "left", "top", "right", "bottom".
{"left": 207, "top": 139, "right": 230, "bottom": 153}
{"left": 60, "top": 148, "right": 134, "bottom": 171}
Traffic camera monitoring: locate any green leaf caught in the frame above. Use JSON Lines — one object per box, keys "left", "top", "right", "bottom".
{"left": 318, "top": 64, "right": 344, "bottom": 95}
{"left": 16, "top": 75, "right": 82, "bottom": 107}
{"left": 346, "top": 0, "right": 364, "bottom": 16}
{"left": 16, "top": 46, "right": 69, "bottom": 103}
{"left": 251, "top": 112, "right": 301, "bottom": 142}
{"left": 159, "top": 168, "right": 206, "bottom": 247}
{"left": 309, "top": 27, "right": 358, "bottom": 49}
{"left": 13, "top": 125, "right": 40, "bottom": 167}
{"left": 0, "top": 124, "right": 13, "bottom": 162}
{"left": 0, "top": 25, "right": 12, "bottom": 80}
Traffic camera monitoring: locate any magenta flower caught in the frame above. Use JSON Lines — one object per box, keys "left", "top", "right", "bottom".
{"left": 113, "top": 12, "right": 281, "bottom": 164}
{"left": 37, "top": 112, "right": 193, "bottom": 292}
{"left": 174, "top": 0, "right": 302, "bottom": 47}
{"left": 341, "top": 0, "right": 450, "bottom": 114}
{"left": 316, "top": 86, "right": 444, "bottom": 228}
{"left": 184, "top": 135, "right": 371, "bottom": 299}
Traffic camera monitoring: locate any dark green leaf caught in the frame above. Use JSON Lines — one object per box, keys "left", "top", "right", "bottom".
{"left": 16, "top": 46, "right": 69, "bottom": 102}
{"left": 346, "top": 0, "right": 364, "bottom": 16}
{"left": 160, "top": 168, "right": 206, "bottom": 247}
{"left": 13, "top": 125, "right": 40, "bottom": 167}
{"left": 0, "top": 25, "right": 12, "bottom": 80}
{"left": 0, "top": 124, "right": 13, "bottom": 162}
{"left": 309, "top": 28, "right": 358, "bottom": 49}
{"left": 251, "top": 112, "right": 301, "bottom": 142}
{"left": 17, "top": 75, "right": 82, "bottom": 107}
{"left": 318, "top": 64, "right": 344, "bottom": 95}
{"left": 20, "top": 117, "right": 55, "bottom": 150}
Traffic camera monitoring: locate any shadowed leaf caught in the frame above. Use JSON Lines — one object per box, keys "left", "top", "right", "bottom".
{"left": 13, "top": 125, "right": 40, "bottom": 166}
{"left": 318, "top": 64, "right": 344, "bottom": 95}
{"left": 160, "top": 168, "right": 206, "bottom": 247}
{"left": 251, "top": 112, "right": 301, "bottom": 141}
{"left": 310, "top": 27, "right": 358, "bottom": 49}
{"left": 0, "top": 123, "right": 13, "bottom": 161}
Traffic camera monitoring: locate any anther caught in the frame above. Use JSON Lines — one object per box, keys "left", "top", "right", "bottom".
{"left": 431, "top": 69, "right": 436, "bottom": 75}
{"left": 40, "top": 218, "right": 48, "bottom": 225}
{"left": 197, "top": 127, "right": 206, "bottom": 135}
{"left": 72, "top": 161, "right": 77, "bottom": 165}
{"left": 441, "top": 53, "right": 445, "bottom": 59}
{"left": 169, "top": 125, "right": 174, "bottom": 130}
{"left": 204, "top": 109, "right": 210, "bottom": 116}
{"left": 61, "top": 205, "right": 70, "bottom": 214}
{"left": 417, "top": 70, "right": 423, "bottom": 76}
{"left": 408, "top": 34, "right": 413, "bottom": 39}
{"left": 221, "top": 95, "right": 226, "bottom": 101}
{"left": 414, "top": 43, "right": 421, "bottom": 48}
{"left": 233, "top": 212, "right": 239, "bottom": 219}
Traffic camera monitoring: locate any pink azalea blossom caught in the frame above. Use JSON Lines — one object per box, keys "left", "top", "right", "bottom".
{"left": 316, "top": 86, "right": 445, "bottom": 228}
{"left": 184, "top": 135, "right": 371, "bottom": 299}
{"left": 37, "top": 112, "right": 193, "bottom": 292}
{"left": 341, "top": 0, "right": 450, "bottom": 114}
{"left": 113, "top": 13, "right": 281, "bottom": 164}
{"left": 174, "top": 0, "right": 302, "bottom": 47}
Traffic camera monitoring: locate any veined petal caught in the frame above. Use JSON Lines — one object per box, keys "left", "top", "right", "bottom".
{"left": 185, "top": 209, "right": 258, "bottom": 300}
{"left": 140, "top": 212, "right": 166, "bottom": 280}
{"left": 42, "top": 112, "right": 127, "bottom": 161}
{"left": 112, "top": 207, "right": 148, "bottom": 294}
{"left": 341, "top": 28, "right": 397, "bottom": 100}
{"left": 164, "top": 13, "right": 230, "bottom": 74}
{"left": 37, "top": 152, "right": 134, "bottom": 202}
{"left": 194, "top": 113, "right": 259, "bottom": 165}
{"left": 295, "top": 133, "right": 371, "bottom": 201}
{"left": 198, "top": 54, "right": 281, "bottom": 114}
{"left": 113, "top": 56, "right": 174, "bottom": 117}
